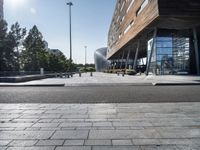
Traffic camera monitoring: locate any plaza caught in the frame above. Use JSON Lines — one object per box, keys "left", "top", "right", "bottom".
{"left": 0, "top": 103, "right": 200, "bottom": 150}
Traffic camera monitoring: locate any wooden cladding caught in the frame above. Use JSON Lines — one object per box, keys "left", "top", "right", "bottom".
{"left": 107, "top": 0, "right": 159, "bottom": 59}
{"left": 107, "top": 0, "right": 200, "bottom": 59}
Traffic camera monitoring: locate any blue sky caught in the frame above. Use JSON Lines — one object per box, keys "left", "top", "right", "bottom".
{"left": 4, "top": 0, "right": 116, "bottom": 64}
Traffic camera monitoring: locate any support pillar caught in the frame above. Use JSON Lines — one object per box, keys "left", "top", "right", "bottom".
{"left": 133, "top": 40, "right": 140, "bottom": 70}
{"left": 125, "top": 47, "right": 131, "bottom": 69}
{"left": 193, "top": 28, "right": 200, "bottom": 75}
{"left": 146, "top": 28, "right": 157, "bottom": 75}
{"left": 120, "top": 50, "right": 125, "bottom": 69}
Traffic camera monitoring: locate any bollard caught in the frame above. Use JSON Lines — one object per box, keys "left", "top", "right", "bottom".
{"left": 117, "top": 72, "right": 119, "bottom": 76}
{"left": 79, "top": 72, "right": 81, "bottom": 77}
{"left": 90, "top": 72, "right": 93, "bottom": 77}
{"left": 71, "top": 73, "right": 73, "bottom": 77}
{"left": 67, "top": 74, "right": 70, "bottom": 78}
{"left": 122, "top": 72, "right": 125, "bottom": 77}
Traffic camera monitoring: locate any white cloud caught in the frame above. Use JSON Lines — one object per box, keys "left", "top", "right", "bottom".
{"left": 30, "top": 8, "right": 37, "bottom": 14}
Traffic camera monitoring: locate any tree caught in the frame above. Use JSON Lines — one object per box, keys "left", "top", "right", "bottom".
{"left": 8, "top": 22, "right": 26, "bottom": 71}
{"left": 0, "top": 21, "right": 27, "bottom": 73}
{"left": 22, "top": 25, "right": 48, "bottom": 71}
{"left": 0, "top": 20, "right": 8, "bottom": 72}
{"left": 48, "top": 52, "right": 69, "bottom": 72}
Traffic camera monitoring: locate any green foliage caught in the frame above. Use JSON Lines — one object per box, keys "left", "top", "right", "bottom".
{"left": 79, "top": 67, "right": 96, "bottom": 72}
{"left": 0, "top": 21, "right": 74, "bottom": 74}
{"left": 126, "top": 69, "right": 137, "bottom": 75}
{"left": 22, "top": 25, "right": 46, "bottom": 71}
{"left": 0, "top": 20, "right": 26, "bottom": 72}
{"left": 48, "top": 52, "right": 69, "bottom": 72}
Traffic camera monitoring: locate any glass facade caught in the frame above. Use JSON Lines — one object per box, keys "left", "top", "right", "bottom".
{"left": 148, "top": 36, "right": 190, "bottom": 75}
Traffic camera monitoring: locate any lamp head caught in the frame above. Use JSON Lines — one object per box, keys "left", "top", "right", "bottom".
{"left": 67, "top": 2, "right": 73, "bottom": 6}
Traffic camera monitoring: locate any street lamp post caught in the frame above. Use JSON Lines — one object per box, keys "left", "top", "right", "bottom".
{"left": 67, "top": 2, "right": 73, "bottom": 72}
{"left": 84, "top": 46, "right": 87, "bottom": 70}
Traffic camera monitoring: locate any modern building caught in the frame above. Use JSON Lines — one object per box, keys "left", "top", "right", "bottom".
{"left": 107, "top": 0, "right": 200, "bottom": 75}
{"left": 94, "top": 47, "right": 110, "bottom": 72}
{"left": 0, "top": 0, "right": 3, "bottom": 20}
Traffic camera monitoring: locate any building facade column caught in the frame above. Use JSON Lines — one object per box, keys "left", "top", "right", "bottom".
{"left": 193, "top": 28, "right": 200, "bottom": 75}
{"left": 125, "top": 47, "right": 131, "bottom": 69}
{"left": 120, "top": 50, "right": 125, "bottom": 69}
{"left": 133, "top": 40, "right": 140, "bottom": 70}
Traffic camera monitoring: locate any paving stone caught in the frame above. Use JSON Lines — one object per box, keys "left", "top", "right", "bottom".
{"left": 0, "top": 140, "right": 11, "bottom": 146}
{"left": 60, "top": 122, "right": 92, "bottom": 127}
{"left": 92, "top": 146, "right": 140, "bottom": 150}
{"left": 6, "top": 146, "right": 55, "bottom": 150}
{"left": 112, "top": 140, "right": 133, "bottom": 145}
{"left": 36, "top": 140, "right": 64, "bottom": 146}
{"left": 0, "top": 128, "right": 15, "bottom": 131}
{"left": 25, "top": 127, "right": 41, "bottom": 131}
{"left": 8, "top": 140, "right": 37, "bottom": 146}
{"left": 61, "top": 115, "right": 88, "bottom": 119}
{"left": 140, "top": 145, "right": 179, "bottom": 150}
{"left": 93, "top": 122, "right": 112, "bottom": 127}
{"left": 0, "top": 147, "right": 7, "bottom": 150}
{"left": 0, "top": 131, "right": 54, "bottom": 140}
{"left": 40, "top": 127, "right": 61, "bottom": 131}
{"left": 89, "top": 129, "right": 161, "bottom": 139}
{"left": 38, "top": 119, "right": 53, "bottom": 123}
{"left": 32, "top": 123, "right": 60, "bottom": 128}
{"left": 12, "top": 119, "right": 39, "bottom": 123}
{"left": 176, "top": 144, "right": 200, "bottom": 150}
{"left": 157, "top": 128, "right": 200, "bottom": 138}
{"left": 85, "top": 140, "right": 111, "bottom": 146}
{"left": 64, "top": 140, "right": 84, "bottom": 146}
{"left": 51, "top": 131, "right": 89, "bottom": 139}
{"left": 55, "top": 146, "right": 91, "bottom": 150}
{"left": 132, "top": 139, "right": 161, "bottom": 145}
{"left": 113, "top": 121, "right": 152, "bottom": 127}
{"left": 0, "top": 123, "right": 33, "bottom": 128}
{"left": 159, "top": 139, "right": 195, "bottom": 145}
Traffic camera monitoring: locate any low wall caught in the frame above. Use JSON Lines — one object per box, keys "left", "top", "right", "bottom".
{"left": 0, "top": 74, "right": 56, "bottom": 83}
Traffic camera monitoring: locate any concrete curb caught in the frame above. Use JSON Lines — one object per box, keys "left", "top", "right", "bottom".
{"left": 64, "top": 83, "right": 153, "bottom": 87}
{"left": 153, "top": 82, "right": 200, "bottom": 86}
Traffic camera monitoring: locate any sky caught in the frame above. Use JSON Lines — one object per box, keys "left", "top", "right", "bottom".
{"left": 4, "top": 0, "right": 116, "bottom": 64}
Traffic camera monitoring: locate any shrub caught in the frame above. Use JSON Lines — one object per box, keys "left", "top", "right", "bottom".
{"left": 126, "top": 69, "right": 137, "bottom": 75}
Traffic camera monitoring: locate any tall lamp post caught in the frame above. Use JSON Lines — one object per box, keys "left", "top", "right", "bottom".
{"left": 84, "top": 46, "right": 87, "bottom": 70}
{"left": 67, "top": 2, "right": 73, "bottom": 72}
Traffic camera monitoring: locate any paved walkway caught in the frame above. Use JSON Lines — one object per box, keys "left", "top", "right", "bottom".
{"left": 0, "top": 103, "right": 200, "bottom": 149}
{"left": 0, "top": 72, "right": 200, "bottom": 86}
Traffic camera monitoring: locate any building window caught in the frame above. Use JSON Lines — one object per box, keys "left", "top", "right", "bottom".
{"left": 148, "top": 37, "right": 190, "bottom": 75}
{"left": 120, "top": 1, "right": 125, "bottom": 12}
{"left": 120, "top": 16, "right": 125, "bottom": 24}
{"left": 127, "top": 0, "right": 135, "bottom": 13}
{"left": 119, "top": 33, "right": 122, "bottom": 39}
{"left": 124, "top": 20, "right": 134, "bottom": 34}
{"left": 136, "top": 0, "right": 149, "bottom": 16}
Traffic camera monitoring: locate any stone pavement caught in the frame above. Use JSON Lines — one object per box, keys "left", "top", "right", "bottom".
{"left": 1, "top": 72, "right": 200, "bottom": 86}
{"left": 0, "top": 103, "right": 200, "bottom": 149}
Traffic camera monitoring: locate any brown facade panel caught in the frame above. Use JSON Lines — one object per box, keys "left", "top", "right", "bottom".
{"left": 107, "top": 0, "right": 159, "bottom": 59}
